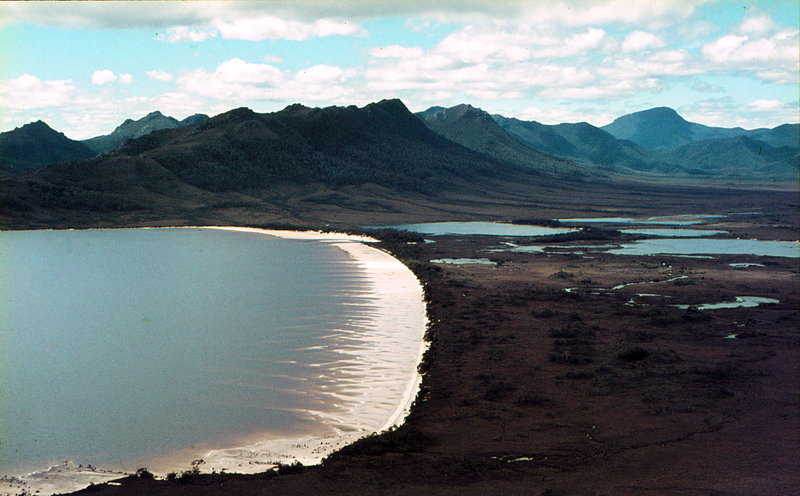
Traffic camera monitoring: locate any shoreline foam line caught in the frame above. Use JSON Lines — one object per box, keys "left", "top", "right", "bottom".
{"left": 2, "top": 226, "right": 428, "bottom": 495}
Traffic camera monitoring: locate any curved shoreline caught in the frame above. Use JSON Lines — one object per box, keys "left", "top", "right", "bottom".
{"left": 196, "top": 227, "right": 428, "bottom": 473}
{"left": 1, "top": 227, "right": 428, "bottom": 496}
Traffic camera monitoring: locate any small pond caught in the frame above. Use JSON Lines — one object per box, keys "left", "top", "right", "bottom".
{"left": 430, "top": 258, "right": 497, "bottom": 265}
{"left": 674, "top": 296, "right": 780, "bottom": 310}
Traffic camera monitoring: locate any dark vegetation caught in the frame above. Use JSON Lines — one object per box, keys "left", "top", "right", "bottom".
{"left": 416, "top": 104, "right": 588, "bottom": 177}
{"left": 0, "top": 121, "right": 96, "bottom": 174}
{"left": 527, "top": 227, "right": 624, "bottom": 243}
{"left": 510, "top": 218, "right": 563, "bottom": 227}
{"left": 123, "top": 100, "right": 509, "bottom": 193}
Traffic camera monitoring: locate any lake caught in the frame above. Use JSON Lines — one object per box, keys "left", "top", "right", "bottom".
{"left": 0, "top": 228, "right": 425, "bottom": 487}
{"left": 385, "top": 222, "right": 575, "bottom": 236}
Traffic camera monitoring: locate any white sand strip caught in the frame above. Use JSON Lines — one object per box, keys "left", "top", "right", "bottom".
{"left": 198, "top": 227, "right": 428, "bottom": 473}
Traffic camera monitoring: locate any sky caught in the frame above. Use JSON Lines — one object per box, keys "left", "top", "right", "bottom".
{"left": 0, "top": 0, "right": 798, "bottom": 139}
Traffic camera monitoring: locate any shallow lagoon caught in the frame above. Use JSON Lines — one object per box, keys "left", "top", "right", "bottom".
{"left": 386, "top": 222, "right": 575, "bottom": 236}
{"left": 557, "top": 215, "right": 726, "bottom": 225}
{"left": 619, "top": 229, "right": 727, "bottom": 237}
{"left": 499, "top": 237, "right": 799, "bottom": 258}
{"left": 607, "top": 238, "right": 800, "bottom": 258}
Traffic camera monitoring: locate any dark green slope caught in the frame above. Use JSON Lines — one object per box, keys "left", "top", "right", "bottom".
{"left": 110, "top": 99, "right": 513, "bottom": 194}
{"left": 492, "top": 114, "right": 653, "bottom": 172}
{"left": 417, "top": 104, "right": 588, "bottom": 177}
{"left": 747, "top": 124, "right": 800, "bottom": 149}
{"left": 660, "top": 135, "right": 799, "bottom": 178}
{"left": 0, "top": 121, "right": 97, "bottom": 174}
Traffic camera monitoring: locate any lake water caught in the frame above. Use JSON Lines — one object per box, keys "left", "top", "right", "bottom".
{"left": 0, "top": 228, "right": 425, "bottom": 485}
{"left": 497, "top": 237, "right": 799, "bottom": 258}
{"left": 607, "top": 238, "right": 800, "bottom": 257}
{"left": 386, "top": 222, "right": 575, "bottom": 236}
{"left": 558, "top": 215, "right": 726, "bottom": 225}
{"left": 619, "top": 229, "right": 728, "bottom": 237}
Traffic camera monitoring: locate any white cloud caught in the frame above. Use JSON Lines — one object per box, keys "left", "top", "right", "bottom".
{"left": 519, "top": 0, "right": 706, "bottom": 28}
{"left": 176, "top": 58, "right": 357, "bottom": 104}
{"left": 534, "top": 27, "right": 607, "bottom": 58}
{"left": 146, "top": 70, "right": 174, "bottom": 82}
{"left": 621, "top": 31, "right": 665, "bottom": 52}
{"left": 370, "top": 45, "right": 425, "bottom": 59}
{"left": 213, "top": 16, "right": 365, "bottom": 41}
{"left": 215, "top": 58, "right": 284, "bottom": 84}
{"left": 0, "top": 1, "right": 703, "bottom": 29}
{"left": 754, "top": 70, "right": 799, "bottom": 85}
{"left": 91, "top": 70, "right": 132, "bottom": 85}
{"left": 0, "top": 74, "right": 76, "bottom": 109}
{"left": 737, "top": 14, "right": 779, "bottom": 37}
{"left": 680, "top": 97, "right": 798, "bottom": 129}
{"left": 294, "top": 65, "right": 349, "bottom": 84}
{"left": 702, "top": 29, "right": 800, "bottom": 66}
{"left": 539, "top": 79, "right": 659, "bottom": 100}
{"left": 515, "top": 106, "right": 616, "bottom": 126}
{"left": 164, "top": 25, "right": 214, "bottom": 43}
{"left": 91, "top": 69, "right": 118, "bottom": 85}
{"left": 747, "top": 99, "right": 784, "bottom": 112}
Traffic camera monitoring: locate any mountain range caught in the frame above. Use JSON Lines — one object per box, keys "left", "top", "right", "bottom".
{"left": 0, "top": 111, "right": 209, "bottom": 175}
{"left": 483, "top": 106, "right": 797, "bottom": 178}
{"left": 2, "top": 102, "right": 796, "bottom": 181}
{"left": 1, "top": 99, "right": 550, "bottom": 221}
{"left": 1, "top": 98, "right": 797, "bottom": 229}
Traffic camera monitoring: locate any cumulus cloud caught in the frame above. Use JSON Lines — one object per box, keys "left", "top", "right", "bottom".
{"left": 213, "top": 16, "right": 365, "bottom": 41}
{"left": 621, "top": 31, "right": 665, "bottom": 52}
{"left": 146, "top": 70, "right": 174, "bottom": 82}
{"left": 754, "top": 70, "right": 799, "bottom": 85}
{"left": 91, "top": 69, "right": 118, "bottom": 85}
{"left": 164, "top": 25, "right": 214, "bottom": 42}
{"left": 746, "top": 99, "right": 785, "bottom": 112}
{"left": 680, "top": 97, "right": 798, "bottom": 129}
{"left": 737, "top": 14, "right": 779, "bottom": 37}
{"left": 702, "top": 28, "right": 799, "bottom": 66}
{"left": 0, "top": 74, "right": 76, "bottom": 109}
{"left": 515, "top": 106, "right": 616, "bottom": 126}
{"left": 91, "top": 70, "right": 133, "bottom": 85}
{"left": 0, "top": 1, "right": 702, "bottom": 29}
{"left": 177, "top": 58, "right": 357, "bottom": 103}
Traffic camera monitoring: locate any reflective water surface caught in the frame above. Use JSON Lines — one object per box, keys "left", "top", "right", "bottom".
{"left": 0, "top": 228, "right": 424, "bottom": 479}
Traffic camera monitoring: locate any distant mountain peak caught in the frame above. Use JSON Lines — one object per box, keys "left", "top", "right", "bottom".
{"left": 366, "top": 98, "right": 411, "bottom": 114}
{"left": 419, "top": 103, "right": 490, "bottom": 123}
{"left": 83, "top": 110, "right": 206, "bottom": 154}
{"left": 20, "top": 120, "right": 56, "bottom": 132}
